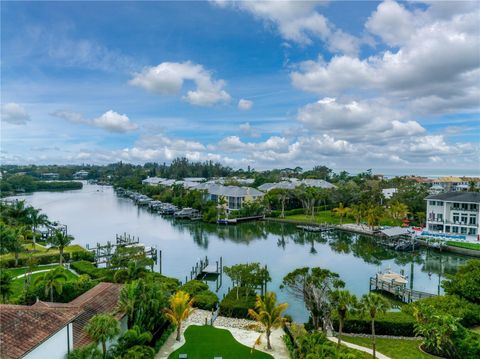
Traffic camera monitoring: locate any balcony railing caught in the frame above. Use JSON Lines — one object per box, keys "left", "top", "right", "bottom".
{"left": 449, "top": 206, "right": 478, "bottom": 212}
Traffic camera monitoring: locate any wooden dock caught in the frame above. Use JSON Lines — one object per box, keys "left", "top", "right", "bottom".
{"left": 369, "top": 276, "right": 436, "bottom": 303}
{"left": 188, "top": 256, "right": 223, "bottom": 292}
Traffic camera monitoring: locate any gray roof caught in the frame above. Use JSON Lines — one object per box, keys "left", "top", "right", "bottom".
{"left": 258, "top": 181, "right": 296, "bottom": 192}
{"left": 425, "top": 192, "right": 480, "bottom": 203}
{"left": 301, "top": 179, "right": 336, "bottom": 189}
{"left": 380, "top": 227, "right": 410, "bottom": 237}
{"left": 208, "top": 185, "right": 264, "bottom": 198}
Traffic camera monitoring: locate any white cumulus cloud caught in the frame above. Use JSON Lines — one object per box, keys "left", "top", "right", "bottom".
{"left": 129, "top": 61, "right": 231, "bottom": 106}
{"left": 1, "top": 103, "right": 31, "bottom": 125}
{"left": 238, "top": 99, "right": 253, "bottom": 111}
{"left": 52, "top": 110, "right": 138, "bottom": 133}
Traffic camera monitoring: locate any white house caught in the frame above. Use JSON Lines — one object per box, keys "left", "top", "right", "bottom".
{"left": 425, "top": 192, "right": 480, "bottom": 237}
{"left": 73, "top": 170, "right": 89, "bottom": 179}
{"left": 142, "top": 177, "right": 166, "bottom": 185}
{"left": 382, "top": 188, "right": 397, "bottom": 199}
{"left": 195, "top": 183, "right": 264, "bottom": 211}
{"left": 0, "top": 304, "right": 78, "bottom": 359}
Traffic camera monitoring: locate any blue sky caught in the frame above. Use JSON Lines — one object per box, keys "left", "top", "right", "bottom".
{"left": 1, "top": 0, "right": 479, "bottom": 174}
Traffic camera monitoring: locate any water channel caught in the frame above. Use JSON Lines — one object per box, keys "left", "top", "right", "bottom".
{"left": 12, "top": 182, "right": 470, "bottom": 322}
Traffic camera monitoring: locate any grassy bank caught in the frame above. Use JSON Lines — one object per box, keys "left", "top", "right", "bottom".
{"left": 447, "top": 241, "right": 480, "bottom": 251}
{"left": 341, "top": 335, "right": 430, "bottom": 359}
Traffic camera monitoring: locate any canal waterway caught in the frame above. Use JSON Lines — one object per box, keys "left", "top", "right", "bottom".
{"left": 11, "top": 183, "right": 470, "bottom": 322}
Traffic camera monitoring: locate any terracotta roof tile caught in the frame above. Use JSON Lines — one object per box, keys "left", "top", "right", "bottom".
{"left": 0, "top": 304, "right": 80, "bottom": 359}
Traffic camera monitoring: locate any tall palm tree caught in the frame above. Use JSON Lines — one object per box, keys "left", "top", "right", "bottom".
{"left": 330, "top": 290, "right": 357, "bottom": 346}
{"left": 388, "top": 202, "right": 409, "bottom": 221}
{"left": 48, "top": 229, "right": 74, "bottom": 265}
{"left": 360, "top": 293, "right": 390, "bottom": 359}
{"left": 33, "top": 267, "right": 68, "bottom": 302}
{"left": 333, "top": 203, "right": 351, "bottom": 225}
{"left": 27, "top": 208, "right": 49, "bottom": 249}
{"left": 6, "top": 200, "right": 29, "bottom": 225}
{"left": 164, "top": 290, "right": 195, "bottom": 341}
{"left": 11, "top": 226, "right": 27, "bottom": 267}
{"left": 85, "top": 314, "right": 120, "bottom": 358}
{"left": 0, "top": 271, "right": 14, "bottom": 303}
{"left": 117, "top": 280, "right": 140, "bottom": 328}
{"left": 366, "top": 205, "right": 384, "bottom": 230}
{"left": 350, "top": 203, "right": 365, "bottom": 225}
{"left": 248, "top": 292, "right": 288, "bottom": 350}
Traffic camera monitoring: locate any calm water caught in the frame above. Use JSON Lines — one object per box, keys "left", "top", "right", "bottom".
{"left": 11, "top": 183, "right": 469, "bottom": 321}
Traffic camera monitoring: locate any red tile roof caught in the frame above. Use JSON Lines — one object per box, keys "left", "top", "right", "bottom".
{"left": 33, "top": 282, "right": 124, "bottom": 348}
{"left": 0, "top": 304, "right": 80, "bottom": 359}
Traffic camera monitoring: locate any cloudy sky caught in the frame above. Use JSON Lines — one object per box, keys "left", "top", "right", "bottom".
{"left": 1, "top": 0, "right": 479, "bottom": 175}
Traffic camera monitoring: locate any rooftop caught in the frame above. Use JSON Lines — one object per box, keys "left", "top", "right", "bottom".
{"left": 0, "top": 304, "right": 80, "bottom": 359}
{"left": 425, "top": 192, "right": 480, "bottom": 203}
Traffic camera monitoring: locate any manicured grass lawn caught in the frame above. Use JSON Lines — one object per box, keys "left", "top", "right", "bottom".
{"left": 5, "top": 264, "right": 61, "bottom": 278}
{"left": 0, "top": 244, "right": 87, "bottom": 262}
{"left": 286, "top": 210, "right": 353, "bottom": 225}
{"left": 446, "top": 241, "right": 480, "bottom": 251}
{"left": 283, "top": 210, "right": 402, "bottom": 227}
{"left": 9, "top": 266, "right": 78, "bottom": 300}
{"left": 168, "top": 325, "right": 274, "bottom": 359}
{"left": 341, "top": 335, "right": 430, "bottom": 359}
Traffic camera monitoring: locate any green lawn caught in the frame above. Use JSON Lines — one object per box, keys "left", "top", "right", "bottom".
{"left": 4, "top": 264, "right": 61, "bottom": 278}
{"left": 283, "top": 210, "right": 402, "bottom": 227}
{"left": 0, "top": 244, "right": 88, "bottom": 262}
{"left": 341, "top": 335, "right": 430, "bottom": 359}
{"left": 9, "top": 266, "right": 78, "bottom": 300}
{"left": 446, "top": 241, "right": 480, "bottom": 251}
{"left": 168, "top": 325, "right": 274, "bottom": 359}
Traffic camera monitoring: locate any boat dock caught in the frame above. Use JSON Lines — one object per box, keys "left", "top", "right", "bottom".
{"left": 188, "top": 256, "right": 223, "bottom": 292}
{"left": 369, "top": 276, "right": 436, "bottom": 303}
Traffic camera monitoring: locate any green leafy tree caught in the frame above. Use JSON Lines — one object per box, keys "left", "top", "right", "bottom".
{"left": 442, "top": 259, "right": 480, "bottom": 304}
{"left": 109, "top": 325, "right": 154, "bottom": 358}
{"left": 359, "top": 293, "right": 390, "bottom": 359}
{"left": 67, "top": 344, "right": 102, "bottom": 359}
{"left": 224, "top": 263, "right": 271, "bottom": 300}
{"left": 248, "top": 292, "right": 288, "bottom": 350}
{"left": 281, "top": 267, "right": 345, "bottom": 331}
{"left": 47, "top": 229, "right": 74, "bottom": 265}
{"left": 413, "top": 303, "right": 459, "bottom": 358}
{"left": 164, "top": 290, "right": 195, "bottom": 341}
{"left": 366, "top": 205, "right": 384, "bottom": 230}
{"left": 330, "top": 289, "right": 357, "bottom": 346}
{"left": 388, "top": 201, "right": 409, "bottom": 220}
{"left": 333, "top": 203, "right": 350, "bottom": 224}
{"left": 33, "top": 267, "right": 68, "bottom": 302}
{"left": 0, "top": 271, "right": 14, "bottom": 303}
{"left": 85, "top": 314, "right": 120, "bottom": 358}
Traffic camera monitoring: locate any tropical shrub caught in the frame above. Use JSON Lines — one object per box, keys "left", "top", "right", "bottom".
{"left": 333, "top": 311, "right": 416, "bottom": 336}
{"left": 219, "top": 287, "right": 256, "bottom": 319}
{"left": 180, "top": 280, "right": 218, "bottom": 310}
{"left": 70, "top": 261, "right": 115, "bottom": 282}
{"left": 25, "top": 277, "right": 95, "bottom": 304}
{"left": 0, "top": 247, "right": 94, "bottom": 268}
{"left": 442, "top": 259, "right": 480, "bottom": 304}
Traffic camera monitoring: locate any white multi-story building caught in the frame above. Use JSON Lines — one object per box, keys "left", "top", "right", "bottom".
{"left": 425, "top": 192, "right": 480, "bottom": 237}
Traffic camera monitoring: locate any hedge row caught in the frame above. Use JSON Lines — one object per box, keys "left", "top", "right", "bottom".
{"left": 333, "top": 311, "right": 416, "bottom": 337}
{"left": 180, "top": 280, "right": 218, "bottom": 311}
{"left": 70, "top": 261, "right": 115, "bottom": 282}
{"left": 219, "top": 287, "right": 256, "bottom": 319}
{"left": 0, "top": 247, "right": 94, "bottom": 268}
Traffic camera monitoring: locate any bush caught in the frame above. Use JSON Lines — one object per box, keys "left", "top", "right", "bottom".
{"left": 70, "top": 261, "right": 115, "bottom": 282}
{"left": 443, "top": 259, "right": 480, "bottom": 304}
{"left": 219, "top": 287, "right": 256, "bottom": 319}
{"left": 454, "top": 328, "right": 480, "bottom": 359}
{"left": 333, "top": 311, "right": 415, "bottom": 337}
{"left": 24, "top": 278, "right": 96, "bottom": 304}
{"left": 144, "top": 272, "right": 180, "bottom": 292}
{"left": 180, "top": 280, "right": 218, "bottom": 310}
{"left": 0, "top": 247, "right": 94, "bottom": 268}
{"left": 405, "top": 295, "right": 480, "bottom": 327}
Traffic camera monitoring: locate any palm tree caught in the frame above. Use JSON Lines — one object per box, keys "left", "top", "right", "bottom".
{"left": 0, "top": 271, "right": 14, "bottom": 303}
{"left": 11, "top": 226, "right": 26, "bottom": 267}
{"left": 366, "top": 205, "right": 384, "bottom": 230}
{"left": 333, "top": 203, "right": 350, "bottom": 225}
{"left": 248, "top": 292, "right": 288, "bottom": 350}
{"left": 360, "top": 293, "right": 390, "bottom": 359}
{"left": 85, "top": 314, "right": 120, "bottom": 358}
{"left": 27, "top": 208, "right": 49, "bottom": 249}
{"left": 6, "top": 200, "right": 29, "bottom": 225}
{"left": 330, "top": 290, "right": 357, "bottom": 346}
{"left": 67, "top": 344, "right": 102, "bottom": 359}
{"left": 34, "top": 267, "right": 68, "bottom": 302}
{"left": 164, "top": 290, "right": 195, "bottom": 341}
{"left": 350, "top": 203, "right": 365, "bottom": 225}
{"left": 117, "top": 280, "right": 139, "bottom": 328}
{"left": 48, "top": 229, "right": 74, "bottom": 265}
{"left": 388, "top": 202, "right": 409, "bottom": 221}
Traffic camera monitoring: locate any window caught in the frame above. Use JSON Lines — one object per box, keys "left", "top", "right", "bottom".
{"left": 437, "top": 201, "right": 443, "bottom": 206}
{"left": 452, "top": 226, "right": 459, "bottom": 233}
{"left": 445, "top": 226, "right": 451, "bottom": 232}
{"left": 452, "top": 203, "right": 460, "bottom": 209}
{"left": 461, "top": 227, "right": 467, "bottom": 234}
{"left": 429, "top": 201, "right": 435, "bottom": 206}
{"left": 461, "top": 215, "right": 468, "bottom": 224}
{"left": 468, "top": 228, "right": 477, "bottom": 235}
{"left": 437, "top": 214, "right": 443, "bottom": 222}
{"left": 471, "top": 204, "right": 478, "bottom": 211}
{"left": 453, "top": 213, "right": 459, "bottom": 223}
{"left": 470, "top": 216, "right": 477, "bottom": 225}
{"left": 461, "top": 203, "right": 468, "bottom": 210}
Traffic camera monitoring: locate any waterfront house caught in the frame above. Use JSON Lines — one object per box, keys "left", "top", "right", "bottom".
{"left": 382, "top": 188, "right": 397, "bottom": 199}
{"left": 197, "top": 184, "right": 264, "bottom": 211}
{"left": 0, "top": 282, "right": 127, "bottom": 358}
{"left": 73, "top": 170, "right": 89, "bottom": 179}
{"left": 41, "top": 172, "right": 60, "bottom": 180}
{"left": 425, "top": 192, "right": 480, "bottom": 237}
{"left": 142, "top": 177, "right": 166, "bottom": 185}
{"left": 0, "top": 304, "right": 79, "bottom": 359}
